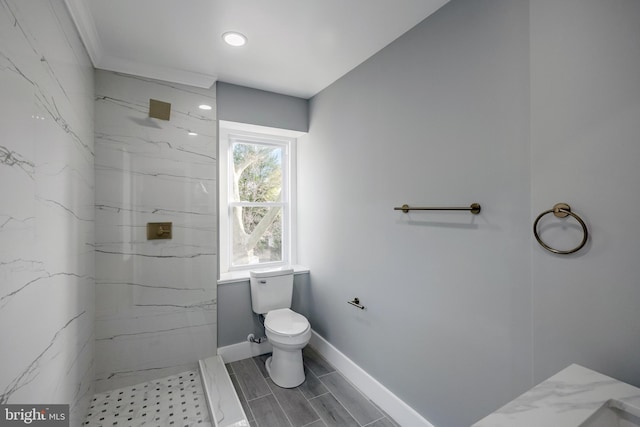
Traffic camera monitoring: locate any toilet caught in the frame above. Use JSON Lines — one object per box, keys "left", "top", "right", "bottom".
{"left": 250, "top": 268, "right": 311, "bottom": 388}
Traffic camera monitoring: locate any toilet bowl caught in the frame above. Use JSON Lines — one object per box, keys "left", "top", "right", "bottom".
{"left": 249, "top": 268, "right": 311, "bottom": 388}
{"left": 264, "top": 308, "right": 311, "bottom": 387}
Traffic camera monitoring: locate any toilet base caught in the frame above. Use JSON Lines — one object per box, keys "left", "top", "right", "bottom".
{"left": 265, "top": 346, "right": 305, "bottom": 388}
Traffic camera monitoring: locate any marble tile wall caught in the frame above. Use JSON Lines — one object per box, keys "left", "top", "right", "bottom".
{"left": 0, "top": 0, "right": 95, "bottom": 425}
{"left": 94, "top": 70, "right": 217, "bottom": 392}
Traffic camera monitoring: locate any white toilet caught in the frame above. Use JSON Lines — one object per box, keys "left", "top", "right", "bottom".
{"left": 250, "top": 268, "right": 311, "bottom": 388}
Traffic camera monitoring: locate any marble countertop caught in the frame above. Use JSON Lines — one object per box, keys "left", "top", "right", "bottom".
{"left": 472, "top": 364, "right": 640, "bottom": 427}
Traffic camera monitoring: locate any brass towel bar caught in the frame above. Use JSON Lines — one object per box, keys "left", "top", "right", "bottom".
{"left": 394, "top": 203, "right": 481, "bottom": 214}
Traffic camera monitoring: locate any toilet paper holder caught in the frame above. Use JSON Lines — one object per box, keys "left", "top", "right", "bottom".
{"left": 348, "top": 297, "right": 365, "bottom": 310}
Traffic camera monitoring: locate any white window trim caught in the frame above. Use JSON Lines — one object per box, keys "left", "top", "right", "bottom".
{"left": 218, "top": 121, "right": 303, "bottom": 278}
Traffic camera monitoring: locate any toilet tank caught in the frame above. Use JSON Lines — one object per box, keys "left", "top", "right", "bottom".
{"left": 250, "top": 268, "right": 294, "bottom": 314}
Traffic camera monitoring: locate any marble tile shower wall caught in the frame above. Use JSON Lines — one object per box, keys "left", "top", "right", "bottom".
{"left": 0, "top": 0, "right": 95, "bottom": 425}
{"left": 94, "top": 70, "right": 218, "bottom": 392}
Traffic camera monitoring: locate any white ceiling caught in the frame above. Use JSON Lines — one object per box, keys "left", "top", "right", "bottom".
{"left": 65, "top": 0, "right": 450, "bottom": 99}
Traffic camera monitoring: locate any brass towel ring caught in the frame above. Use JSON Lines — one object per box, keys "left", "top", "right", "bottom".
{"left": 533, "top": 203, "right": 588, "bottom": 255}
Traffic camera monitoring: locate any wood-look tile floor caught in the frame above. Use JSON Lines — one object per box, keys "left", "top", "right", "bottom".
{"left": 227, "top": 347, "right": 399, "bottom": 427}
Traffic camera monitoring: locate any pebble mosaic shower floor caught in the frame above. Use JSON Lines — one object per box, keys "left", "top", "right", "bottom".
{"left": 84, "top": 370, "right": 212, "bottom": 427}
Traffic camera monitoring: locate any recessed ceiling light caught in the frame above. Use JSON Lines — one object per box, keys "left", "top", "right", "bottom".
{"left": 188, "top": 131, "right": 198, "bottom": 136}
{"left": 222, "top": 31, "right": 247, "bottom": 47}
{"left": 198, "top": 104, "right": 212, "bottom": 110}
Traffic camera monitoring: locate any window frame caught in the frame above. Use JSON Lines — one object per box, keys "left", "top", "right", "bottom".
{"left": 219, "top": 122, "right": 298, "bottom": 274}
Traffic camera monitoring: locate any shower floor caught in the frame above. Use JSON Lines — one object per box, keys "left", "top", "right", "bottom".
{"left": 83, "top": 370, "right": 212, "bottom": 427}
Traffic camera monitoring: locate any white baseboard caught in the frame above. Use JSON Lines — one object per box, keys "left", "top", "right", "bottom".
{"left": 217, "top": 340, "right": 273, "bottom": 363}
{"left": 309, "top": 330, "right": 436, "bottom": 427}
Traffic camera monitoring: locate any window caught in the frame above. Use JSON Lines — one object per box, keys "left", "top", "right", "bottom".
{"left": 219, "top": 122, "right": 298, "bottom": 273}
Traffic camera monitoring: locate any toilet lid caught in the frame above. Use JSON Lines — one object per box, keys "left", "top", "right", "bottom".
{"left": 265, "top": 308, "right": 309, "bottom": 336}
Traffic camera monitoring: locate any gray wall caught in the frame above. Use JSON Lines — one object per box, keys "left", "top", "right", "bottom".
{"left": 298, "top": 1, "right": 531, "bottom": 426}
{"left": 218, "top": 274, "right": 312, "bottom": 347}
{"left": 0, "top": 1, "right": 95, "bottom": 424}
{"left": 217, "top": 82, "right": 309, "bottom": 132}
{"left": 296, "top": 0, "right": 640, "bottom": 426}
{"left": 530, "top": 0, "right": 640, "bottom": 384}
{"left": 215, "top": 81, "right": 310, "bottom": 346}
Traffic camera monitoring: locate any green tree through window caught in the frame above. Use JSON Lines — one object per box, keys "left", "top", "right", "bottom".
{"left": 231, "top": 140, "right": 286, "bottom": 266}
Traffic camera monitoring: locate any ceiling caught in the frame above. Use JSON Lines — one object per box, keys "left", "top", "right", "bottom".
{"left": 64, "top": 0, "right": 450, "bottom": 99}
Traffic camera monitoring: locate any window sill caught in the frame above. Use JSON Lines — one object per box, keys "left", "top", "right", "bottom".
{"left": 217, "top": 265, "right": 310, "bottom": 285}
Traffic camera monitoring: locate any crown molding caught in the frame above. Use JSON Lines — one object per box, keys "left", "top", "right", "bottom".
{"left": 98, "top": 55, "right": 217, "bottom": 89}
{"left": 64, "top": 0, "right": 216, "bottom": 88}
{"left": 63, "top": 0, "right": 103, "bottom": 66}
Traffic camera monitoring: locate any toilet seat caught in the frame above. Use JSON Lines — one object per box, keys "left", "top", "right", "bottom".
{"left": 265, "top": 308, "right": 310, "bottom": 337}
